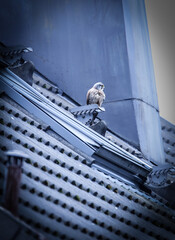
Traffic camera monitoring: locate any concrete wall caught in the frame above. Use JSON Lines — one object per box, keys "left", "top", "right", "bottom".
{"left": 145, "top": 0, "right": 175, "bottom": 125}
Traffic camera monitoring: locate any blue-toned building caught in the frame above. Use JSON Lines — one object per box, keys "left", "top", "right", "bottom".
{"left": 0, "top": 1, "right": 175, "bottom": 239}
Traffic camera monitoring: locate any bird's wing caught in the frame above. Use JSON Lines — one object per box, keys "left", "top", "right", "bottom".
{"left": 86, "top": 89, "right": 91, "bottom": 105}
{"left": 101, "top": 90, "right": 105, "bottom": 100}
{"left": 86, "top": 88, "right": 98, "bottom": 105}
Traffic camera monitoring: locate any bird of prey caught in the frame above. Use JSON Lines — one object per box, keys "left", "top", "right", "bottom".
{"left": 86, "top": 82, "right": 105, "bottom": 107}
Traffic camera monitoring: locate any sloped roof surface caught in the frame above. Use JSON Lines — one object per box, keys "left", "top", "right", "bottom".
{"left": 32, "top": 71, "right": 75, "bottom": 112}
{"left": 161, "top": 117, "right": 175, "bottom": 166}
{"left": 0, "top": 89, "right": 175, "bottom": 240}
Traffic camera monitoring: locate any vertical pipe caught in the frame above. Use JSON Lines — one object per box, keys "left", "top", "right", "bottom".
{"left": 3, "top": 151, "right": 27, "bottom": 216}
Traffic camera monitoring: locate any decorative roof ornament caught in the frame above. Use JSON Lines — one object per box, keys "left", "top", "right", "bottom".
{"left": 146, "top": 164, "right": 175, "bottom": 188}
{"left": 0, "top": 42, "right": 33, "bottom": 68}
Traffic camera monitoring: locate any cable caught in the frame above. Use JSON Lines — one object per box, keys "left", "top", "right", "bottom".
{"left": 103, "top": 97, "right": 159, "bottom": 112}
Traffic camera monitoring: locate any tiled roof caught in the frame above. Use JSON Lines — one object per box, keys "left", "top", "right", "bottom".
{"left": 161, "top": 117, "right": 175, "bottom": 166}
{"left": 32, "top": 71, "right": 75, "bottom": 112}
{"left": 1, "top": 86, "right": 175, "bottom": 239}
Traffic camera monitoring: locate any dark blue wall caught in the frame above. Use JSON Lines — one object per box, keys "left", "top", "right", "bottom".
{"left": 1, "top": 0, "right": 138, "bottom": 142}
{"left": 1, "top": 0, "right": 130, "bottom": 99}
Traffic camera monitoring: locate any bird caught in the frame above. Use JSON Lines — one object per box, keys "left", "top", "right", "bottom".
{"left": 86, "top": 82, "right": 105, "bottom": 107}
